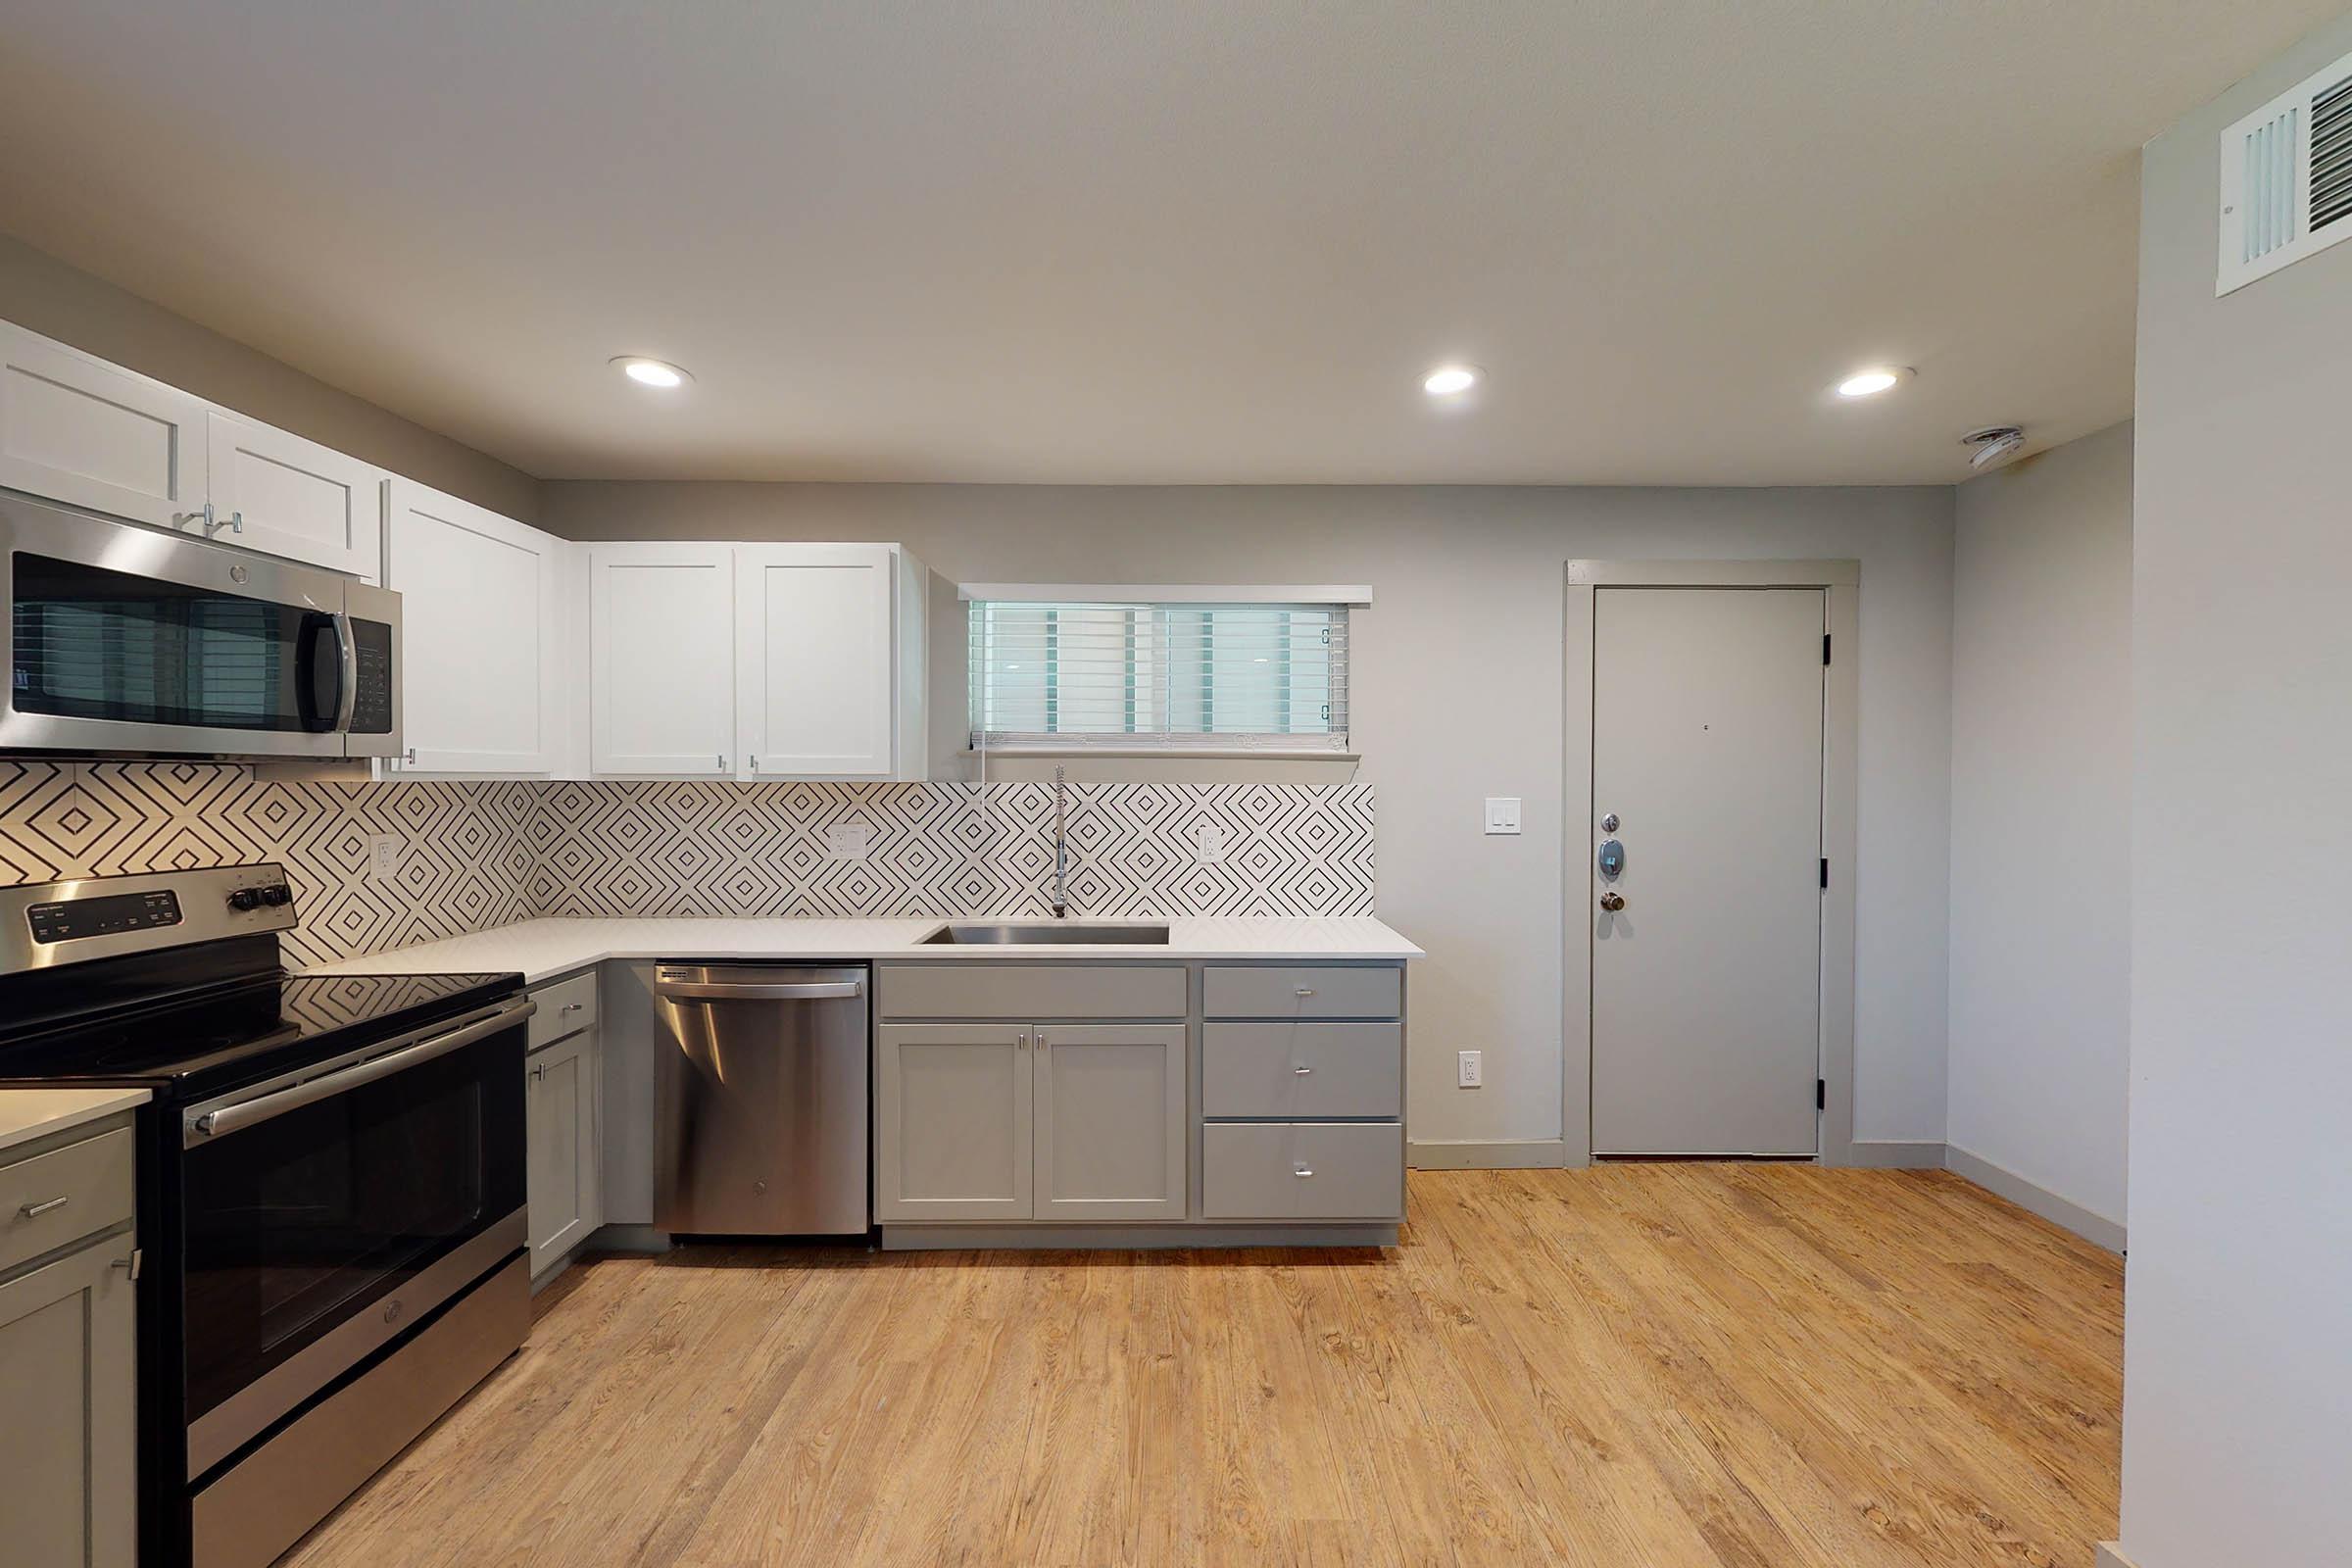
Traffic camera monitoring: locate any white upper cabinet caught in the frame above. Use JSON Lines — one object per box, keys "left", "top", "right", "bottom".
{"left": 206, "top": 413, "right": 384, "bottom": 577}
{"left": 0, "top": 321, "right": 208, "bottom": 530}
{"left": 737, "top": 544, "right": 897, "bottom": 778}
{"left": 590, "top": 544, "right": 739, "bottom": 777}
{"left": 383, "top": 478, "right": 564, "bottom": 773}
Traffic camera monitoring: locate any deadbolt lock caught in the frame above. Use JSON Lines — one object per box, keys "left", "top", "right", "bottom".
{"left": 1596, "top": 839, "right": 1626, "bottom": 878}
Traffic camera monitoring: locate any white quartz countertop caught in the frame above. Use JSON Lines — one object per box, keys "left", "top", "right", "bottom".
{"left": 301, "top": 916, "right": 1424, "bottom": 986}
{"left": 0, "top": 1088, "right": 150, "bottom": 1155}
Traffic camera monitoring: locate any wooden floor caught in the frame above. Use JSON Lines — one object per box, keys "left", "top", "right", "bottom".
{"left": 284, "top": 1166, "right": 2122, "bottom": 1568}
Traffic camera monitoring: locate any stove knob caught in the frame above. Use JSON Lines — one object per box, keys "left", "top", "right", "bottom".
{"left": 261, "top": 885, "right": 291, "bottom": 906}
{"left": 228, "top": 889, "right": 261, "bottom": 911}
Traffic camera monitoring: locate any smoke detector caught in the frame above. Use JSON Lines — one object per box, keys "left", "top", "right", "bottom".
{"left": 1961, "top": 426, "right": 2027, "bottom": 472}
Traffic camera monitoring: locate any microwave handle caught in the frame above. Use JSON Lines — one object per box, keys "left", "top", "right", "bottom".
{"left": 185, "top": 1000, "right": 535, "bottom": 1145}
{"left": 331, "top": 611, "right": 359, "bottom": 732}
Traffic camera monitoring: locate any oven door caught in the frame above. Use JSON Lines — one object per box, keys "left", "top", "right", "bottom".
{"left": 176, "top": 998, "right": 530, "bottom": 1478}
{"left": 0, "top": 490, "right": 375, "bottom": 758}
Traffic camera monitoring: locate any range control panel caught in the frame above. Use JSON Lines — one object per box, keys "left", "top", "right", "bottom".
{"left": 26, "top": 888, "right": 183, "bottom": 945}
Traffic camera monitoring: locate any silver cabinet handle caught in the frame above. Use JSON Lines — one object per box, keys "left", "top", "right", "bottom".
{"left": 561, "top": 1002, "right": 583, "bottom": 1013}
{"left": 174, "top": 502, "right": 216, "bottom": 531}
{"left": 1016, "top": 1031, "right": 1029, "bottom": 1049}
{"left": 529, "top": 1062, "right": 547, "bottom": 1083}
{"left": 225, "top": 510, "right": 244, "bottom": 534}
{"left": 1295, "top": 987, "right": 1316, "bottom": 997}
{"left": 717, "top": 754, "right": 727, "bottom": 772}
{"left": 18, "top": 1196, "right": 70, "bottom": 1219}
{"left": 403, "top": 747, "right": 417, "bottom": 765}
{"left": 1293, "top": 1166, "right": 1314, "bottom": 1178}
{"left": 750, "top": 755, "right": 759, "bottom": 771}
{"left": 113, "top": 1249, "right": 142, "bottom": 1282}
{"left": 654, "top": 978, "right": 863, "bottom": 1002}
{"left": 188, "top": 1000, "right": 535, "bottom": 1144}
{"left": 1036, "top": 1031, "right": 1049, "bottom": 1048}
{"left": 1293, "top": 1064, "right": 1313, "bottom": 1075}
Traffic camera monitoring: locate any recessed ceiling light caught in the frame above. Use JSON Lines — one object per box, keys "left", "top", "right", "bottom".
{"left": 1836, "top": 367, "right": 1911, "bottom": 398}
{"left": 1423, "top": 364, "right": 1480, "bottom": 397}
{"left": 612, "top": 357, "right": 691, "bottom": 389}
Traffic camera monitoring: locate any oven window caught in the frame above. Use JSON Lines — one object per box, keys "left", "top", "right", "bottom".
{"left": 180, "top": 1027, "right": 523, "bottom": 1427}
{"left": 10, "top": 552, "right": 336, "bottom": 732}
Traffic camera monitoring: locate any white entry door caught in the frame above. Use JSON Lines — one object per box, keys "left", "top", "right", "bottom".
{"left": 1590, "top": 586, "right": 1826, "bottom": 1156}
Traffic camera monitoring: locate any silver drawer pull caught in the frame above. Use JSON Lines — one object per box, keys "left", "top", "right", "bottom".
{"left": 1293, "top": 1165, "right": 1314, "bottom": 1178}
{"left": 18, "top": 1196, "right": 70, "bottom": 1219}
{"left": 1295, "top": 987, "right": 1316, "bottom": 997}
{"left": 1293, "top": 1065, "right": 1313, "bottom": 1075}
{"left": 561, "top": 1002, "right": 583, "bottom": 1013}
{"left": 113, "top": 1249, "right": 142, "bottom": 1282}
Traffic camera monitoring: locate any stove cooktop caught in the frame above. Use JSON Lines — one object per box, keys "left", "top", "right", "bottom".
{"left": 0, "top": 968, "right": 523, "bottom": 1098}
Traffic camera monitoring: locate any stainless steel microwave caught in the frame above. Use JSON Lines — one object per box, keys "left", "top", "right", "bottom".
{"left": 1, "top": 490, "right": 401, "bottom": 760}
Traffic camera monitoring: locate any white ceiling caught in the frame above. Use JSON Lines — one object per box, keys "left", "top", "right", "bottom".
{"left": 0, "top": 2, "right": 2337, "bottom": 486}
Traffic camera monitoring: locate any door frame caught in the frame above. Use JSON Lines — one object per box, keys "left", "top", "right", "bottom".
{"left": 1562, "top": 560, "right": 1860, "bottom": 1168}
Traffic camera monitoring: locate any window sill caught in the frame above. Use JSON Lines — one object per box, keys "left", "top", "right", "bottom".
{"left": 964, "top": 745, "right": 1361, "bottom": 761}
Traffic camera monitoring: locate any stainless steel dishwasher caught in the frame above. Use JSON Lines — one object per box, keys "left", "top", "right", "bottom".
{"left": 651, "top": 962, "right": 870, "bottom": 1236}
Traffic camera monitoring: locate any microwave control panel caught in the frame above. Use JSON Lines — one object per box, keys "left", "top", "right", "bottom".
{"left": 349, "top": 619, "right": 395, "bottom": 734}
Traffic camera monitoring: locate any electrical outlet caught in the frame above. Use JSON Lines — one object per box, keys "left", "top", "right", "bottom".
{"left": 368, "top": 834, "right": 402, "bottom": 879}
{"left": 825, "top": 822, "right": 872, "bottom": 859}
{"left": 1484, "top": 798, "right": 1522, "bottom": 835}
{"left": 1194, "top": 821, "right": 1226, "bottom": 862}
{"left": 1457, "top": 1050, "right": 1483, "bottom": 1088}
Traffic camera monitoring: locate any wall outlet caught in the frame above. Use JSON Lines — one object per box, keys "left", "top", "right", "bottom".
{"left": 1193, "top": 821, "right": 1226, "bottom": 862}
{"left": 1457, "top": 1050, "right": 1483, "bottom": 1088}
{"left": 368, "top": 834, "right": 402, "bottom": 879}
{"left": 1483, "top": 798, "right": 1523, "bottom": 835}
{"left": 825, "top": 822, "right": 872, "bottom": 859}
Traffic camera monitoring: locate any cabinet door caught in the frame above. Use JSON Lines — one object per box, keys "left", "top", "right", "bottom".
{"left": 876, "top": 1023, "right": 1032, "bottom": 1221}
{"left": 1033, "top": 1024, "right": 1186, "bottom": 1220}
{"left": 384, "top": 478, "right": 563, "bottom": 772}
{"left": 736, "top": 544, "right": 896, "bottom": 778}
{"left": 0, "top": 322, "right": 207, "bottom": 529}
{"left": 0, "top": 1238, "right": 137, "bottom": 1567}
{"left": 204, "top": 412, "right": 384, "bottom": 576}
{"left": 526, "top": 1031, "right": 601, "bottom": 1273}
{"left": 590, "top": 544, "right": 737, "bottom": 776}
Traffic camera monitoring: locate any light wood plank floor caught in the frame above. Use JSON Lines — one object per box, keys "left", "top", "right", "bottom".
{"left": 284, "top": 1165, "right": 2122, "bottom": 1568}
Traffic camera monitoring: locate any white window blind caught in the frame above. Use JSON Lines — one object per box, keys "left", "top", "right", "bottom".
{"left": 968, "top": 600, "right": 1350, "bottom": 753}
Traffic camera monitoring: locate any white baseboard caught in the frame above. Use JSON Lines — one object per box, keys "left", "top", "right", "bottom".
{"left": 1407, "top": 1138, "right": 1568, "bottom": 1170}
{"left": 2095, "top": 1543, "right": 2139, "bottom": 1568}
{"left": 1849, "top": 1139, "right": 1948, "bottom": 1169}
{"left": 1944, "top": 1144, "right": 2126, "bottom": 1253}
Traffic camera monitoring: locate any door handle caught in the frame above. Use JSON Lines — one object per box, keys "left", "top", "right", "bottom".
{"left": 330, "top": 611, "right": 359, "bottom": 732}
{"left": 186, "top": 1000, "right": 534, "bottom": 1145}
{"left": 1599, "top": 890, "right": 1626, "bottom": 911}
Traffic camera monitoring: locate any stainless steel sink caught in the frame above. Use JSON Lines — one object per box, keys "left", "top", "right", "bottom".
{"left": 918, "top": 921, "right": 1171, "bottom": 945}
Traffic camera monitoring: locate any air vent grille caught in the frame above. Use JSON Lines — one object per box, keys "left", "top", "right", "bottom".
{"left": 2313, "top": 72, "right": 2352, "bottom": 232}
{"left": 2218, "top": 47, "right": 2352, "bottom": 293}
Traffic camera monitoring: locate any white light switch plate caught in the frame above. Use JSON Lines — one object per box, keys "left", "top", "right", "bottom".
{"left": 1484, "top": 798, "right": 1522, "bottom": 835}
{"left": 825, "top": 822, "right": 872, "bottom": 859}
{"left": 1457, "top": 1050, "right": 1484, "bottom": 1088}
{"left": 368, "top": 834, "right": 402, "bottom": 878}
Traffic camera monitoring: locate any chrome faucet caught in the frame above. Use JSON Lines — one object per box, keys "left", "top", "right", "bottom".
{"left": 1052, "top": 765, "right": 1069, "bottom": 918}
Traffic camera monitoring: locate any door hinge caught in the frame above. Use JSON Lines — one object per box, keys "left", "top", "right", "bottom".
{"left": 1816, "top": 1078, "right": 1827, "bottom": 1111}
{"left": 1820, "top": 858, "right": 1829, "bottom": 889}
{"left": 1822, "top": 632, "right": 1833, "bottom": 665}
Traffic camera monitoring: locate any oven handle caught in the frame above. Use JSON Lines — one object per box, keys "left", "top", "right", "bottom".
{"left": 331, "top": 610, "right": 360, "bottom": 733}
{"left": 187, "top": 999, "right": 535, "bottom": 1144}
{"left": 654, "top": 977, "right": 864, "bottom": 1002}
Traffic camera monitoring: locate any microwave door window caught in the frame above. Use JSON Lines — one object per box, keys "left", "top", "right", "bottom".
{"left": 11, "top": 552, "right": 330, "bottom": 732}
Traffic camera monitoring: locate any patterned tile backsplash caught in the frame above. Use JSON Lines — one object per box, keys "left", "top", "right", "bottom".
{"left": 0, "top": 763, "right": 1374, "bottom": 965}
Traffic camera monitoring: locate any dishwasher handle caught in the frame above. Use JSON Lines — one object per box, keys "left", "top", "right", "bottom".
{"left": 654, "top": 976, "right": 865, "bottom": 1003}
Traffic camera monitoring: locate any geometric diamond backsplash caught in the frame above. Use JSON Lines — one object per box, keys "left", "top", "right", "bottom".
{"left": 0, "top": 762, "right": 1374, "bottom": 966}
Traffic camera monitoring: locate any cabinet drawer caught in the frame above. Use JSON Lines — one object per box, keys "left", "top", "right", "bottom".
{"left": 1202, "top": 1024, "right": 1401, "bottom": 1118}
{"left": 1204, "top": 965, "right": 1400, "bottom": 1019}
{"left": 1, "top": 1127, "right": 134, "bottom": 1274}
{"left": 876, "top": 964, "right": 1186, "bottom": 1020}
{"left": 1200, "top": 1122, "right": 1403, "bottom": 1221}
{"left": 527, "top": 970, "right": 599, "bottom": 1052}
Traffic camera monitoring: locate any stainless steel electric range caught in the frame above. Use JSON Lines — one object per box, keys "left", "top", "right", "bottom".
{"left": 0, "top": 864, "right": 532, "bottom": 1568}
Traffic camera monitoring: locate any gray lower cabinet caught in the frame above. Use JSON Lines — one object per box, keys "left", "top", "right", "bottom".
{"left": 526, "top": 1010, "right": 602, "bottom": 1277}
{"left": 1034, "top": 1024, "right": 1185, "bottom": 1220}
{"left": 0, "top": 1121, "right": 138, "bottom": 1568}
{"left": 875, "top": 1020, "right": 1188, "bottom": 1222}
{"left": 875, "top": 1023, "right": 1033, "bottom": 1220}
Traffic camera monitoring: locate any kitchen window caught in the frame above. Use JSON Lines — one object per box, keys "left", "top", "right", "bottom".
{"left": 966, "top": 591, "right": 1359, "bottom": 754}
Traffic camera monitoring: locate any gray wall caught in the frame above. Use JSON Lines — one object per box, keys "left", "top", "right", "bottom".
{"left": 1947, "top": 421, "right": 2132, "bottom": 1231}
{"left": 0, "top": 232, "right": 542, "bottom": 522}
{"left": 544, "top": 480, "right": 1956, "bottom": 1154}
{"left": 2125, "top": 13, "right": 2352, "bottom": 1568}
